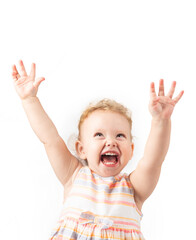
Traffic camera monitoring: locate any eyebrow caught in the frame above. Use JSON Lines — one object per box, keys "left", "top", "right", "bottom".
{"left": 93, "top": 129, "right": 128, "bottom": 135}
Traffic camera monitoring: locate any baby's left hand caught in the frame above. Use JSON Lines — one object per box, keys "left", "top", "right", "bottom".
{"left": 149, "top": 79, "right": 184, "bottom": 120}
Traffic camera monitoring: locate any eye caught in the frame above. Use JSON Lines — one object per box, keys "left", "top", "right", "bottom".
{"left": 94, "top": 132, "right": 104, "bottom": 137}
{"left": 116, "top": 133, "right": 126, "bottom": 138}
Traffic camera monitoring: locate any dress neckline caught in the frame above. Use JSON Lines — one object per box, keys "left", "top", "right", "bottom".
{"left": 87, "top": 167, "right": 125, "bottom": 182}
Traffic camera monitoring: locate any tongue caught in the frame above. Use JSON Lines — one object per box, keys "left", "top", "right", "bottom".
{"left": 102, "top": 156, "right": 117, "bottom": 164}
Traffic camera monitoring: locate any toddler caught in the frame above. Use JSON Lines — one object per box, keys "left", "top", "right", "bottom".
{"left": 12, "top": 60, "right": 184, "bottom": 240}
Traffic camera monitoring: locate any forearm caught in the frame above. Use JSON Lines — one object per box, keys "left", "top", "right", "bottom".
{"left": 22, "top": 97, "right": 59, "bottom": 144}
{"left": 142, "top": 118, "right": 171, "bottom": 168}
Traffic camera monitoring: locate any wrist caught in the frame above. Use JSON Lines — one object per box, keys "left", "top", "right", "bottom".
{"left": 151, "top": 117, "right": 171, "bottom": 127}
{"left": 21, "top": 96, "right": 39, "bottom": 104}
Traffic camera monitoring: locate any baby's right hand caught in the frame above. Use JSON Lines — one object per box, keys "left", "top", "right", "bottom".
{"left": 12, "top": 60, "right": 45, "bottom": 100}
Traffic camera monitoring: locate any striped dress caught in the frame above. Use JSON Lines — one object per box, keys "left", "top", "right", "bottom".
{"left": 49, "top": 166, "right": 145, "bottom": 240}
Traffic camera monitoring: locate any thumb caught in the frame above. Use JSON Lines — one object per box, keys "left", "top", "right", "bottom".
{"left": 33, "top": 77, "right": 45, "bottom": 88}
{"left": 150, "top": 96, "right": 159, "bottom": 107}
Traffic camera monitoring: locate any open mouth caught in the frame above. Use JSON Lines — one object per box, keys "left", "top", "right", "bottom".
{"left": 100, "top": 152, "right": 119, "bottom": 167}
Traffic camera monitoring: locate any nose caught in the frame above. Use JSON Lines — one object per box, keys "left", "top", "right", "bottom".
{"left": 105, "top": 138, "right": 117, "bottom": 147}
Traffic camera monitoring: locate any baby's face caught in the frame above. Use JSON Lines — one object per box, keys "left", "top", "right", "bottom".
{"left": 77, "top": 110, "right": 134, "bottom": 177}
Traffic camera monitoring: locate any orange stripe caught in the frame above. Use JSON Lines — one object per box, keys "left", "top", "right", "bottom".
{"left": 72, "top": 185, "right": 134, "bottom": 198}
{"left": 69, "top": 192, "right": 137, "bottom": 207}
{"left": 113, "top": 220, "right": 140, "bottom": 229}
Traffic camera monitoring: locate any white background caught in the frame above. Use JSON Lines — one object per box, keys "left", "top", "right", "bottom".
{"left": 0, "top": 0, "right": 195, "bottom": 239}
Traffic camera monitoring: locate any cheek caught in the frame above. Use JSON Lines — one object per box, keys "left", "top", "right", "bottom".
{"left": 88, "top": 144, "right": 104, "bottom": 165}
{"left": 122, "top": 143, "right": 133, "bottom": 157}
{"left": 90, "top": 142, "right": 103, "bottom": 154}
{"left": 84, "top": 140, "right": 102, "bottom": 156}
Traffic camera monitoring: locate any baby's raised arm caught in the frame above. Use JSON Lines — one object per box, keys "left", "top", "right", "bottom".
{"left": 129, "top": 80, "right": 184, "bottom": 209}
{"left": 12, "top": 60, "right": 81, "bottom": 185}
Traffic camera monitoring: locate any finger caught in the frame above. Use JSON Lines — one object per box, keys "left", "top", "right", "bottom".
{"left": 19, "top": 60, "right": 27, "bottom": 77}
{"left": 167, "top": 81, "right": 176, "bottom": 98}
{"left": 158, "top": 79, "right": 165, "bottom": 96}
{"left": 173, "top": 90, "right": 184, "bottom": 104}
{"left": 150, "top": 82, "right": 157, "bottom": 99}
{"left": 33, "top": 77, "right": 45, "bottom": 88}
{"left": 12, "top": 64, "right": 20, "bottom": 81}
{"left": 150, "top": 82, "right": 160, "bottom": 107}
{"left": 30, "top": 63, "right": 36, "bottom": 79}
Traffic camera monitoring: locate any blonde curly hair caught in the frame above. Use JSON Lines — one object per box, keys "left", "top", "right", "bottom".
{"left": 78, "top": 98, "right": 133, "bottom": 141}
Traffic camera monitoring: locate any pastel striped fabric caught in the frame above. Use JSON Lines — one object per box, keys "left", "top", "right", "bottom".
{"left": 49, "top": 166, "right": 145, "bottom": 240}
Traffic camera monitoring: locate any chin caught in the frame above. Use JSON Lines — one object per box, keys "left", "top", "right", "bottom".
{"left": 99, "top": 165, "right": 122, "bottom": 177}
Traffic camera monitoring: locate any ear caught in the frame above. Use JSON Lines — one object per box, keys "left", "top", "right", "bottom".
{"left": 130, "top": 142, "right": 134, "bottom": 159}
{"left": 75, "top": 140, "right": 87, "bottom": 160}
